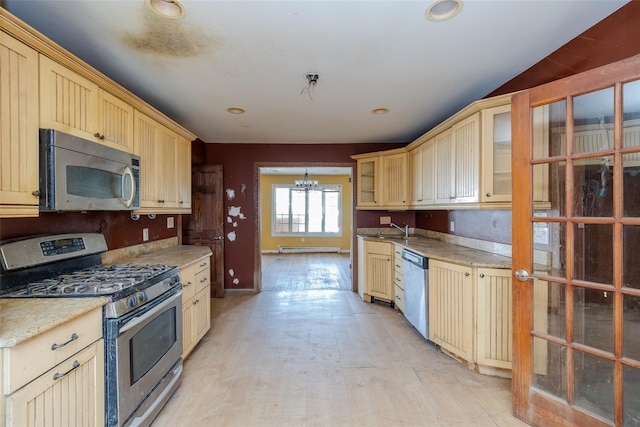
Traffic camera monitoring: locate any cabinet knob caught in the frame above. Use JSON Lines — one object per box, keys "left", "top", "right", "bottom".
{"left": 479, "top": 273, "right": 485, "bottom": 278}
{"left": 93, "top": 132, "right": 105, "bottom": 140}
{"left": 32, "top": 190, "right": 40, "bottom": 196}
{"left": 158, "top": 199, "right": 165, "bottom": 203}
{"left": 486, "top": 193, "right": 491, "bottom": 197}
{"left": 465, "top": 272, "right": 470, "bottom": 277}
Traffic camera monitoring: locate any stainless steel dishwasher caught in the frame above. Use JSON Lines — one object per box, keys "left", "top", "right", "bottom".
{"left": 402, "top": 249, "right": 429, "bottom": 340}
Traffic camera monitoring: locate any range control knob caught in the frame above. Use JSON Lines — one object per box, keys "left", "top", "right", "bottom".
{"left": 128, "top": 296, "right": 138, "bottom": 308}
{"left": 171, "top": 275, "right": 180, "bottom": 286}
{"left": 138, "top": 292, "right": 148, "bottom": 303}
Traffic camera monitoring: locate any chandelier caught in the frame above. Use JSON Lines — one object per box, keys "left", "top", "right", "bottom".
{"left": 295, "top": 169, "right": 321, "bottom": 191}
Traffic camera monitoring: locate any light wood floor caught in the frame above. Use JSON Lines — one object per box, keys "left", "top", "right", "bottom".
{"left": 152, "top": 256, "right": 528, "bottom": 427}
{"left": 261, "top": 253, "right": 352, "bottom": 291}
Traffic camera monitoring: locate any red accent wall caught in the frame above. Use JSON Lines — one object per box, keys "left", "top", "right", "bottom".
{"left": 204, "top": 142, "right": 406, "bottom": 290}
{"left": 0, "top": 212, "right": 178, "bottom": 251}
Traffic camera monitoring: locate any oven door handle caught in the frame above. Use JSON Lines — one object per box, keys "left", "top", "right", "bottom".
{"left": 119, "top": 289, "right": 182, "bottom": 334}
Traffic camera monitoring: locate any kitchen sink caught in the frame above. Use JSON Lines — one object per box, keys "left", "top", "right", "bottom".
{"left": 362, "top": 235, "right": 418, "bottom": 241}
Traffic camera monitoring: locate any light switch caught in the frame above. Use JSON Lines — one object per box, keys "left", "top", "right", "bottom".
{"left": 143, "top": 228, "right": 149, "bottom": 241}
{"left": 167, "top": 217, "right": 174, "bottom": 229}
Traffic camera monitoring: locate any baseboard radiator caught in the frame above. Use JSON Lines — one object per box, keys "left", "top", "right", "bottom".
{"left": 278, "top": 246, "right": 341, "bottom": 254}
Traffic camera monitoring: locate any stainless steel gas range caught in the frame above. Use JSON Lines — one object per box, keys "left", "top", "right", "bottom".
{"left": 0, "top": 233, "right": 183, "bottom": 427}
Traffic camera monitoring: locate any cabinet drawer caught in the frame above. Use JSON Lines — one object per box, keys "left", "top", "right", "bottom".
{"left": 3, "top": 307, "right": 102, "bottom": 394}
{"left": 394, "top": 284, "right": 404, "bottom": 312}
{"left": 195, "top": 267, "right": 210, "bottom": 294}
{"left": 180, "top": 263, "right": 197, "bottom": 301}
{"left": 194, "top": 257, "right": 210, "bottom": 274}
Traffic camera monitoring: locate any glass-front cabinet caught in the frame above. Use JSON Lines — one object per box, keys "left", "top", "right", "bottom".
{"left": 356, "top": 157, "right": 379, "bottom": 208}
{"left": 481, "top": 104, "right": 512, "bottom": 203}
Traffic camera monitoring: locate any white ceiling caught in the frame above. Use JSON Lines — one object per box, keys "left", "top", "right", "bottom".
{"left": 3, "top": 0, "right": 629, "bottom": 144}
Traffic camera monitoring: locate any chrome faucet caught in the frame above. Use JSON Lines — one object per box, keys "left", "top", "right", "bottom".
{"left": 390, "top": 222, "right": 409, "bottom": 238}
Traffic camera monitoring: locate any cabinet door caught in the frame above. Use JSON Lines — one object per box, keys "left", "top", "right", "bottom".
{"left": 156, "top": 126, "right": 179, "bottom": 208}
{"left": 176, "top": 136, "right": 192, "bottom": 210}
{"left": 182, "top": 298, "right": 195, "bottom": 358}
{"left": 409, "top": 147, "right": 423, "bottom": 205}
{"left": 429, "top": 260, "right": 473, "bottom": 361}
{"left": 7, "top": 339, "right": 105, "bottom": 427}
{"left": 421, "top": 140, "right": 435, "bottom": 205}
{"left": 193, "top": 286, "right": 211, "bottom": 343}
{"left": 476, "top": 268, "right": 512, "bottom": 369}
{"left": 364, "top": 241, "right": 393, "bottom": 302}
{"left": 382, "top": 152, "right": 407, "bottom": 207}
{"left": 134, "top": 110, "right": 162, "bottom": 209}
{"left": 39, "top": 55, "right": 99, "bottom": 142}
{"left": 434, "top": 129, "right": 454, "bottom": 204}
{"left": 98, "top": 89, "right": 134, "bottom": 152}
{"left": 0, "top": 34, "right": 39, "bottom": 216}
{"left": 481, "top": 105, "right": 512, "bottom": 203}
{"left": 356, "top": 157, "right": 379, "bottom": 207}
{"left": 452, "top": 112, "right": 480, "bottom": 203}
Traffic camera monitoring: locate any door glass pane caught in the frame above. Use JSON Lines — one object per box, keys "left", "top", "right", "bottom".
{"left": 493, "top": 111, "right": 511, "bottom": 195}
{"left": 573, "top": 88, "right": 614, "bottom": 154}
{"left": 574, "top": 223, "right": 613, "bottom": 285}
{"left": 532, "top": 337, "right": 566, "bottom": 400}
{"left": 624, "top": 365, "right": 640, "bottom": 426}
{"left": 534, "top": 161, "right": 565, "bottom": 217}
{"left": 574, "top": 350, "right": 614, "bottom": 422}
{"left": 623, "top": 79, "right": 640, "bottom": 150}
{"left": 532, "top": 280, "right": 565, "bottom": 339}
{"left": 533, "top": 222, "right": 566, "bottom": 279}
{"left": 623, "top": 154, "right": 640, "bottom": 217}
{"left": 624, "top": 294, "right": 640, "bottom": 360}
{"left": 574, "top": 286, "right": 613, "bottom": 353}
{"left": 623, "top": 225, "right": 640, "bottom": 289}
{"left": 533, "top": 100, "right": 566, "bottom": 159}
{"left": 573, "top": 156, "right": 613, "bottom": 217}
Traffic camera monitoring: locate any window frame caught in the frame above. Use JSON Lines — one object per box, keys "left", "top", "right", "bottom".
{"left": 271, "top": 184, "right": 342, "bottom": 237}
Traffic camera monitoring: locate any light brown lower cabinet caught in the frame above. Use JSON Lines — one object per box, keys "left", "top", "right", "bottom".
{"left": 181, "top": 256, "right": 212, "bottom": 359}
{"left": 358, "top": 239, "right": 394, "bottom": 304}
{"left": 393, "top": 245, "right": 404, "bottom": 312}
{"left": 429, "top": 259, "right": 512, "bottom": 375}
{"left": 2, "top": 306, "right": 105, "bottom": 426}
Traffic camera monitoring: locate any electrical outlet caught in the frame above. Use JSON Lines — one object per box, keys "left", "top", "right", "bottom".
{"left": 143, "top": 228, "right": 149, "bottom": 241}
{"left": 450, "top": 221, "right": 455, "bottom": 232}
{"left": 167, "top": 217, "right": 174, "bottom": 229}
{"left": 301, "top": 237, "right": 305, "bottom": 242}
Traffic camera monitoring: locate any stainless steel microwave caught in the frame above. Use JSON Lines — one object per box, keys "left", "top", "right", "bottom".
{"left": 39, "top": 129, "right": 141, "bottom": 211}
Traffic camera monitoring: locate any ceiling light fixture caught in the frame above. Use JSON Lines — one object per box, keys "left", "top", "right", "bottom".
{"left": 425, "top": 0, "right": 463, "bottom": 22}
{"left": 371, "top": 108, "right": 390, "bottom": 115}
{"left": 146, "top": 0, "right": 186, "bottom": 20}
{"left": 226, "top": 107, "right": 246, "bottom": 114}
{"left": 294, "top": 169, "right": 321, "bottom": 191}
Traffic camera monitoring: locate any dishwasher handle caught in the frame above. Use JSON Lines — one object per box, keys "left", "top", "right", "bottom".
{"left": 401, "top": 249, "right": 429, "bottom": 269}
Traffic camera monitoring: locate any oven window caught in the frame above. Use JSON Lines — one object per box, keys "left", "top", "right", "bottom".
{"left": 129, "top": 307, "right": 177, "bottom": 384}
{"left": 67, "top": 166, "right": 123, "bottom": 198}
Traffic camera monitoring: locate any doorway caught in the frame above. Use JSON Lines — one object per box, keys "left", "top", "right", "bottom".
{"left": 511, "top": 55, "right": 640, "bottom": 426}
{"left": 256, "top": 164, "right": 354, "bottom": 292}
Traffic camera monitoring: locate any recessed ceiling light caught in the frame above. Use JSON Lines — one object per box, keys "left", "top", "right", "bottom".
{"left": 226, "top": 107, "right": 246, "bottom": 115}
{"left": 425, "top": 0, "right": 463, "bottom": 22}
{"left": 146, "top": 0, "right": 186, "bottom": 20}
{"left": 371, "top": 108, "right": 390, "bottom": 115}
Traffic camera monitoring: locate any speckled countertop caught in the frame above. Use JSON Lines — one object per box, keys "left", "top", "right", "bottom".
{"left": 358, "top": 235, "right": 511, "bottom": 269}
{"left": 116, "top": 245, "right": 212, "bottom": 268}
{"left": 0, "top": 297, "right": 108, "bottom": 348}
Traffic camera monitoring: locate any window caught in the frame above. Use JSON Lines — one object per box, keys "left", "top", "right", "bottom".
{"left": 272, "top": 184, "right": 341, "bottom": 236}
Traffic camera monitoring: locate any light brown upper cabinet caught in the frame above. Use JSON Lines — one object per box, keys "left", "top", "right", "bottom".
{"left": 0, "top": 33, "right": 40, "bottom": 218}
{"left": 39, "top": 56, "right": 134, "bottom": 153}
{"left": 133, "top": 111, "right": 191, "bottom": 214}
{"left": 409, "top": 139, "right": 435, "bottom": 207}
{"left": 481, "top": 104, "right": 512, "bottom": 203}
{"left": 355, "top": 156, "right": 380, "bottom": 208}
{"left": 381, "top": 152, "right": 408, "bottom": 208}
{"left": 353, "top": 149, "right": 408, "bottom": 210}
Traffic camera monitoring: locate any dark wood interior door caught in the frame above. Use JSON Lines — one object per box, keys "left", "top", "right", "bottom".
{"left": 512, "top": 55, "right": 640, "bottom": 426}
{"left": 183, "top": 165, "right": 225, "bottom": 297}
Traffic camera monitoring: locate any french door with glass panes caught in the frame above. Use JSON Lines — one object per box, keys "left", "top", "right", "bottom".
{"left": 512, "top": 54, "right": 640, "bottom": 427}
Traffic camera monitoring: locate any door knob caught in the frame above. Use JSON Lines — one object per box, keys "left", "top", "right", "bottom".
{"left": 211, "top": 236, "right": 223, "bottom": 241}
{"left": 515, "top": 269, "right": 538, "bottom": 282}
